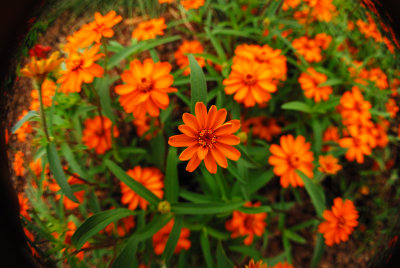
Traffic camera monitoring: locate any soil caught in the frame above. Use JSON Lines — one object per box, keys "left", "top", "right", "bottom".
{"left": 5, "top": 6, "right": 395, "bottom": 268}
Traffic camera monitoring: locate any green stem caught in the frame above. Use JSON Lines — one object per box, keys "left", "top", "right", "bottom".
{"left": 36, "top": 79, "right": 50, "bottom": 142}
{"left": 102, "top": 37, "right": 108, "bottom": 73}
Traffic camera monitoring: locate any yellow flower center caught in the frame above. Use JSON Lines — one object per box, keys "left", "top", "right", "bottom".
{"left": 198, "top": 129, "right": 216, "bottom": 147}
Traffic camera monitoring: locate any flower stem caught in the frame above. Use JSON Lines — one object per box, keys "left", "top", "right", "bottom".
{"left": 102, "top": 37, "right": 108, "bottom": 73}
{"left": 36, "top": 79, "right": 50, "bottom": 142}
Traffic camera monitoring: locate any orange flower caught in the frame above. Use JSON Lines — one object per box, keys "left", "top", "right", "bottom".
{"left": 152, "top": 219, "right": 191, "bottom": 255}
{"left": 315, "top": 33, "right": 332, "bottom": 49}
{"left": 85, "top": 11, "right": 122, "bottom": 44}
{"left": 53, "top": 175, "right": 85, "bottom": 210}
{"left": 339, "top": 86, "right": 372, "bottom": 127}
{"left": 269, "top": 135, "right": 314, "bottom": 188}
{"left": 298, "top": 67, "right": 332, "bottom": 102}
{"left": 225, "top": 202, "right": 267, "bottom": 245}
{"left": 120, "top": 166, "right": 164, "bottom": 210}
{"left": 13, "top": 151, "right": 24, "bottom": 176}
{"left": 318, "top": 197, "right": 359, "bottom": 246}
{"left": 133, "top": 116, "right": 160, "bottom": 140}
{"left": 159, "top": 0, "right": 174, "bottom": 3}
{"left": 282, "top": 0, "right": 301, "bottom": 11}
{"left": 375, "top": 121, "right": 389, "bottom": 148}
{"left": 29, "top": 158, "right": 42, "bottom": 178}
{"left": 318, "top": 155, "right": 342, "bottom": 175}
{"left": 323, "top": 126, "right": 340, "bottom": 143}
{"left": 20, "top": 51, "right": 62, "bottom": 80}
{"left": 64, "top": 221, "right": 90, "bottom": 260}
{"left": 244, "top": 259, "right": 267, "bottom": 268}
{"left": 383, "top": 37, "right": 395, "bottom": 54}
{"left": 356, "top": 13, "right": 382, "bottom": 43}
{"left": 30, "top": 79, "right": 56, "bottom": 110}
{"left": 386, "top": 98, "right": 398, "bottom": 118}
{"left": 306, "top": 0, "right": 337, "bottom": 22}
{"left": 174, "top": 40, "right": 205, "bottom": 75}
{"left": 18, "top": 193, "right": 31, "bottom": 220}
{"left": 57, "top": 44, "right": 104, "bottom": 94}
{"left": 115, "top": 59, "right": 176, "bottom": 118}
{"left": 270, "top": 262, "right": 294, "bottom": 268}
{"left": 234, "top": 44, "right": 287, "bottom": 81}
{"left": 24, "top": 228, "right": 39, "bottom": 257}
{"left": 368, "top": 68, "right": 388, "bottom": 90}
{"left": 15, "top": 110, "right": 33, "bottom": 142}
{"left": 132, "top": 18, "right": 167, "bottom": 41}
{"left": 242, "top": 116, "right": 281, "bottom": 142}
{"left": 181, "top": 0, "right": 205, "bottom": 10}
{"left": 82, "top": 116, "right": 119, "bottom": 155}
{"left": 292, "top": 36, "right": 322, "bottom": 62}
{"left": 5, "top": 128, "right": 9, "bottom": 145}
{"left": 104, "top": 215, "right": 135, "bottom": 237}
{"left": 168, "top": 102, "right": 241, "bottom": 174}
{"left": 223, "top": 59, "right": 277, "bottom": 107}
{"left": 339, "top": 125, "right": 372, "bottom": 164}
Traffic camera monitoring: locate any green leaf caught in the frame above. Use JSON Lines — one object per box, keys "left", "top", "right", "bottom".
{"left": 216, "top": 241, "right": 234, "bottom": 268}
{"left": 297, "top": 170, "right": 326, "bottom": 216}
{"left": 319, "top": 78, "right": 343, "bottom": 87}
{"left": 96, "top": 76, "right": 116, "bottom": 124}
{"left": 111, "top": 214, "right": 172, "bottom": 268}
{"left": 311, "top": 119, "right": 323, "bottom": 154}
{"left": 105, "top": 159, "right": 160, "bottom": 206}
{"left": 248, "top": 170, "right": 274, "bottom": 193}
{"left": 47, "top": 143, "right": 78, "bottom": 203}
{"left": 281, "top": 101, "right": 312, "bottom": 113}
{"left": 162, "top": 216, "right": 183, "bottom": 261}
{"left": 189, "top": 54, "right": 207, "bottom": 113}
{"left": 60, "top": 143, "right": 91, "bottom": 182}
{"left": 237, "top": 205, "right": 272, "bottom": 214}
{"left": 283, "top": 229, "right": 307, "bottom": 244}
{"left": 311, "top": 233, "right": 325, "bottom": 268}
{"left": 172, "top": 201, "right": 245, "bottom": 215}
{"left": 200, "top": 231, "right": 213, "bottom": 268}
{"left": 11, "top": 110, "right": 38, "bottom": 133}
{"left": 229, "top": 245, "right": 261, "bottom": 260}
{"left": 72, "top": 208, "right": 135, "bottom": 249}
{"left": 165, "top": 147, "right": 179, "bottom": 203}
{"left": 179, "top": 190, "right": 214, "bottom": 203}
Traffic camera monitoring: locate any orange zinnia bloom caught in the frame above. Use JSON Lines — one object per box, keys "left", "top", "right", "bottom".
{"left": 339, "top": 86, "right": 372, "bottom": 127}
{"left": 159, "top": 0, "right": 174, "bottom": 3}
{"left": 18, "top": 193, "right": 31, "bottom": 220}
{"left": 104, "top": 215, "right": 135, "bottom": 237}
{"left": 20, "top": 51, "right": 62, "bottom": 80}
{"left": 339, "top": 125, "right": 372, "bottom": 164}
{"left": 64, "top": 221, "right": 90, "bottom": 260}
{"left": 270, "top": 262, "right": 294, "bottom": 268}
{"left": 298, "top": 67, "right": 332, "bottom": 102}
{"left": 386, "top": 98, "right": 399, "bottom": 118}
{"left": 15, "top": 110, "right": 33, "bottom": 142}
{"left": 13, "top": 151, "right": 24, "bottom": 176}
{"left": 57, "top": 44, "right": 104, "bottom": 94}
{"left": 133, "top": 116, "right": 160, "bottom": 140}
{"left": 120, "top": 166, "right": 164, "bottom": 210}
{"left": 132, "top": 18, "right": 167, "bottom": 41}
{"left": 318, "top": 155, "right": 342, "bottom": 175}
{"left": 24, "top": 228, "right": 39, "bottom": 257}
{"left": 234, "top": 44, "right": 287, "bottom": 81}
{"left": 85, "top": 11, "right": 122, "bottom": 44}
{"left": 306, "top": 0, "right": 337, "bottom": 22}
{"left": 174, "top": 40, "right": 205, "bottom": 75}
{"left": 115, "top": 58, "right": 177, "bottom": 118}
{"left": 292, "top": 36, "right": 322, "bottom": 63}
{"left": 30, "top": 79, "right": 56, "bottom": 110}
{"left": 29, "top": 158, "right": 42, "bottom": 178}
{"left": 152, "top": 219, "right": 191, "bottom": 255}
{"left": 223, "top": 59, "right": 277, "bottom": 107}
{"left": 168, "top": 102, "right": 241, "bottom": 174}
{"left": 242, "top": 116, "right": 281, "bottom": 142}
{"left": 318, "top": 197, "right": 359, "bottom": 246}
{"left": 225, "top": 202, "right": 267, "bottom": 245}
{"left": 55, "top": 175, "right": 85, "bottom": 210}
{"left": 181, "top": 0, "right": 205, "bottom": 10}
{"left": 82, "top": 116, "right": 119, "bottom": 155}
{"left": 245, "top": 259, "right": 267, "bottom": 268}
{"left": 323, "top": 126, "right": 340, "bottom": 143}
{"left": 269, "top": 135, "right": 314, "bottom": 188}
{"left": 282, "top": 0, "right": 301, "bottom": 10}
{"left": 315, "top": 33, "right": 332, "bottom": 49}
{"left": 368, "top": 68, "right": 388, "bottom": 90}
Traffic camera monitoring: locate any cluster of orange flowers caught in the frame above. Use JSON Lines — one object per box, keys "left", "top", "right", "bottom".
{"left": 292, "top": 33, "right": 332, "bottom": 63}
{"left": 15, "top": 110, "right": 33, "bottom": 142}
{"left": 223, "top": 44, "right": 286, "bottom": 107}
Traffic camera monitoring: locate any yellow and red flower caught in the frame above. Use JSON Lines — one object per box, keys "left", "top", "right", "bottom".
{"left": 21, "top": 51, "right": 62, "bottom": 81}
{"left": 168, "top": 102, "right": 241, "bottom": 174}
